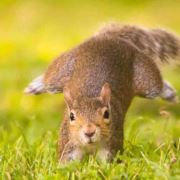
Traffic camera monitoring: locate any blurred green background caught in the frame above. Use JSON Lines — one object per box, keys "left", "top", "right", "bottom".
{"left": 0, "top": 0, "right": 180, "bottom": 168}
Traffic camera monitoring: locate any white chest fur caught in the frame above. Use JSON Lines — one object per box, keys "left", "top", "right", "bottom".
{"left": 69, "top": 144, "right": 110, "bottom": 162}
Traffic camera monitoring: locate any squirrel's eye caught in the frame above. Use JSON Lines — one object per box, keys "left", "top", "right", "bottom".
{"left": 70, "top": 112, "right": 75, "bottom": 121}
{"left": 103, "top": 110, "right": 109, "bottom": 119}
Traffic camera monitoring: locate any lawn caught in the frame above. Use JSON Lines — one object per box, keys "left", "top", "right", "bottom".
{"left": 0, "top": 0, "right": 180, "bottom": 179}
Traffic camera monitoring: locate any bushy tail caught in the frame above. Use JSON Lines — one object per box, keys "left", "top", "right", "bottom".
{"left": 151, "top": 29, "right": 180, "bottom": 62}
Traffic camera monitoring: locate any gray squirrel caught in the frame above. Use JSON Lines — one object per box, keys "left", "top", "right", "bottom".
{"left": 25, "top": 23, "right": 180, "bottom": 163}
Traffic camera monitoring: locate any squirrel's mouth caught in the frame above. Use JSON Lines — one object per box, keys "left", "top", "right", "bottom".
{"left": 86, "top": 137, "right": 99, "bottom": 145}
{"left": 79, "top": 129, "right": 100, "bottom": 145}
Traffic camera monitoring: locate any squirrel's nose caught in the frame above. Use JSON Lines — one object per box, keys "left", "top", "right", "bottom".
{"left": 84, "top": 130, "right": 95, "bottom": 138}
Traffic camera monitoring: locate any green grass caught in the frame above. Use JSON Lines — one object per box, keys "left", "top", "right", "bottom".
{"left": 0, "top": 0, "right": 180, "bottom": 179}
{"left": 1, "top": 114, "right": 180, "bottom": 179}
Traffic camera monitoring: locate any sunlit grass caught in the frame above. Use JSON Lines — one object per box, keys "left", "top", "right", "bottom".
{"left": 1, "top": 116, "right": 180, "bottom": 179}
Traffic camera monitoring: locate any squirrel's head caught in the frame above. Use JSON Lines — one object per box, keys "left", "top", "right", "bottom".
{"left": 64, "top": 83, "right": 111, "bottom": 147}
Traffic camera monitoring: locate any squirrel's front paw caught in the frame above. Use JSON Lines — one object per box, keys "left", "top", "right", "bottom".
{"left": 59, "top": 148, "right": 84, "bottom": 163}
{"left": 97, "top": 148, "right": 112, "bottom": 162}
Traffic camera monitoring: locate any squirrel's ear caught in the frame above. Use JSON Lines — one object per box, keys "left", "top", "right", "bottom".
{"left": 63, "top": 86, "right": 73, "bottom": 108}
{"left": 24, "top": 75, "right": 46, "bottom": 95}
{"left": 100, "top": 83, "right": 111, "bottom": 106}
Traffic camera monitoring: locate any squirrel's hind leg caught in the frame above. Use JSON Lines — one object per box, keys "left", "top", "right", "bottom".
{"left": 160, "top": 80, "right": 179, "bottom": 103}
{"left": 133, "top": 54, "right": 179, "bottom": 103}
{"left": 141, "top": 80, "right": 179, "bottom": 103}
{"left": 24, "top": 75, "right": 46, "bottom": 95}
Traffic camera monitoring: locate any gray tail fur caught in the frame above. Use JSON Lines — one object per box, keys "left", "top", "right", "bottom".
{"left": 151, "top": 29, "right": 180, "bottom": 62}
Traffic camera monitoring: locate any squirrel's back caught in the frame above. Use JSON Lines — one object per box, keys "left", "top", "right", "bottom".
{"left": 66, "top": 34, "right": 136, "bottom": 100}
